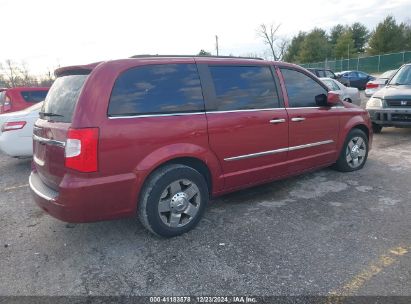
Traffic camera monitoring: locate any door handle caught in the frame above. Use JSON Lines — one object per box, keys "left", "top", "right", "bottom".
{"left": 291, "top": 117, "right": 306, "bottom": 122}
{"left": 269, "top": 118, "right": 286, "bottom": 124}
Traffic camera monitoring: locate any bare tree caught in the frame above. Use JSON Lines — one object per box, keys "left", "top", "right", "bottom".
{"left": 277, "top": 38, "right": 290, "bottom": 61}
{"left": 257, "top": 23, "right": 282, "bottom": 61}
{"left": 3, "top": 60, "right": 20, "bottom": 87}
{"left": 39, "top": 69, "right": 55, "bottom": 87}
{"left": 19, "top": 61, "right": 38, "bottom": 86}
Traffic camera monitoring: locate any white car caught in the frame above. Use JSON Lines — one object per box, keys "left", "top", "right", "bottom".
{"left": 0, "top": 102, "right": 42, "bottom": 158}
{"left": 320, "top": 77, "right": 361, "bottom": 105}
{"left": 364, "top": 69, "right": 397, "bottom": 97}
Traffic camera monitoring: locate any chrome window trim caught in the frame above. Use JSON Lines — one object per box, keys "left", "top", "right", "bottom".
{"left": 107, "top": 106, "right": 344, "bottom": 119}
{"left": 108, "top": 108, "right": 287, "bottom": 119}
{"left": 206, "top": 108, "right": 285, "bottom": 114}
{"left": 224, "top": 140, "right": 334, "bottom": 161}
{"left": 108, "top": 112, "right": 205, "bottom": 119}
{"left": 33, "top": 134, "right": 66, "bottom": 148}
{"left": 285, "top": 106, "right": 344, "bottom": 109}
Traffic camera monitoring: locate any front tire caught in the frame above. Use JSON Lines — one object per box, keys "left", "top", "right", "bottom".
{"left": 138, "top": 164, "right": 209, "bottom": 237}
{"left": 334, "top": 129, "right": 369, "bottom": 172}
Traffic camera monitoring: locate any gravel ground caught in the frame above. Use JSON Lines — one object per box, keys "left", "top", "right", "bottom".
{"left": 0, "top": 97, "right": 410, "bottom": 297}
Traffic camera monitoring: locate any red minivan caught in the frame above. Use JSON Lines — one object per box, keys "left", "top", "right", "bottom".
{"left": 0, "top": 87, "right": 49, "bottom": 114}
{"left": 30, "top": 56, "right": 372, "bottom": 237}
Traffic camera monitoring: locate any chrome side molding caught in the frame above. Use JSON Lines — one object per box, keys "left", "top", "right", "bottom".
{"left": 33, "top": 134, "right": 66, "bottom": 148}
{"left": 224, "top": 140, "right": 334, "bottom": 161}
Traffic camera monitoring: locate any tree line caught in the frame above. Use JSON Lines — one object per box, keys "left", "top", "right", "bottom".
{"left": 283, "top": 16, "right": 411, "bottom": 63}
{"left": 199, "top": 16, "right": 411, "bottom": 64}
{"left": 0, "top": 60, "right": 55, "bottom": 88}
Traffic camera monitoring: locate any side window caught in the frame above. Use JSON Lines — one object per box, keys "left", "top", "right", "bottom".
{"left": 209, "top": 65, "right": 280, "bottom": 111}
{"left": 348, "top": 72, "right": 358, "bottom": 78}
{"left": 323, "top": 79, "right": 340, "bottom": 91}
{"left": 108, "top": 64, "right": 204, "bottom": 116}
{"left": 21, "top": 91, "right": 48, "bottom": 103}
{"left": 325, "top": 70, "right": 335, "bottom": 78}
{"left": 317, "top": 70, "right": 326, "bottom": 77}
{"left": 280, "top": 68, "right": 327, "bottom": 108}
{"left": 357, "top": 72, "right": 367, "bottom": 78}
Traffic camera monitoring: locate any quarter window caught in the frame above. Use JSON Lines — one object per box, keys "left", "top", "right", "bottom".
{"left": 322, "top": 79, "right": 340, "bottom": 91}
{"left": 209, "top": 66, "right": 280, "bottom": 111}
{"left": 280, "top": 68, "right": 327, "bottom": 108}
{"left": 21, "top": 90, "right": 49, "bottom": 103}
{"left": 108, "top": 64, "right": 204, "bottom": 116}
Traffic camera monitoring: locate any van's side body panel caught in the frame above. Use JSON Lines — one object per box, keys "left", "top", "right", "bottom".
{"left": 30, "top": 57, "right": 373, "bottom": 223}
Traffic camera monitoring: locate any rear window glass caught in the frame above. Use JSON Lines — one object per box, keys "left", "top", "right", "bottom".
{"left": 108, "top": 64, "right": 204, "bottom": 116}
{"left": 209, "top": 65, "right": 280, "bottom": 111}
{"left": 41, "top": 75, "right": 88, "bottom": 122}
{"left": 20, "top": 90, "right": 49, "bottom": 103}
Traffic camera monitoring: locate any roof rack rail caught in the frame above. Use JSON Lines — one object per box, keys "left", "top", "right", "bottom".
{"left": 130, "top": 54, "right": 264, "bottom": 60}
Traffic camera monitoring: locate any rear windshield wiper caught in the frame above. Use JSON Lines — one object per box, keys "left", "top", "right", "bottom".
{"left": 39, "top": 111, "right": 64, "bottom": 117}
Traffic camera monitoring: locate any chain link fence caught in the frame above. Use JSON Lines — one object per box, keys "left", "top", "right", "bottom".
{"left": 300, "top": 51, "right": 411, "bottom": 74}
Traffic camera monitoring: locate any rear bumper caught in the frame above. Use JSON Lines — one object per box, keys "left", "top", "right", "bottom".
{"left": 29, "top": 171, "right": 141, "bottom": 223}
{"left": 368, "top": 108, "right": 411, "bottom": 126}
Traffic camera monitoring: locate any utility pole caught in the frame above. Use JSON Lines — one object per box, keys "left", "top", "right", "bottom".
{"left": 215, "top": 35, "right": 219, "bottom": 56}
{"left": 348, "top": 43, "right": 350, "bottom": 70}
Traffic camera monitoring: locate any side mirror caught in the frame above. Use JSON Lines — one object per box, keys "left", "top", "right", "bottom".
{"left": 315, "top": 93, "right": 328, "bottom": 106}
{"left": 384, "top": 79, "right": 389, "bottom": 85}
{"left": 327, "top": 91, "right": 341, "bottom": 106}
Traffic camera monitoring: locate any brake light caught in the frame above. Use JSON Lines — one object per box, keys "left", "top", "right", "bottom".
{"left": 65, "top": 128, "right": 99, "bottom": 172}
{"left": 366, "top": 83, "right": 379, "bottom": 89}
{"left": 1, "top": 121, "right": 26, "bottom": 132}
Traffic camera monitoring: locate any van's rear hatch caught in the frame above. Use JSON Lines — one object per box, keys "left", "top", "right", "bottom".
{"left": 33, "top": 71, "right": 90, "bottom": 190}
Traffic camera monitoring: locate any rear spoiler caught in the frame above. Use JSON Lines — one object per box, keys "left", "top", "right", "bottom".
{"left": 54, "top": 62, "right": 102, "bottom": 77}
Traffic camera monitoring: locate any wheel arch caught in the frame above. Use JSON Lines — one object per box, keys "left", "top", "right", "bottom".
{"left": 337, "top": 115, "right": 371, "bottom": 156}
{"left": 136, "top": 143, "right": 224, "bottom": 200}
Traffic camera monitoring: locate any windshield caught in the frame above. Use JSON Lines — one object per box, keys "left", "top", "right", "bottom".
{"left": 389, "top": 65, "right": 411, "bottom": 85}
{"left": 380, "top": 70, "right": 396, "bottom": 79}
{"left": 41, "top": 74, "right": 88, "bottom": 122}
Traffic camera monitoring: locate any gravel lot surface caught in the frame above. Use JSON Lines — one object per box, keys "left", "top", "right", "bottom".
{"left": 0, "top": 95, "right": 410, "bottom": 297}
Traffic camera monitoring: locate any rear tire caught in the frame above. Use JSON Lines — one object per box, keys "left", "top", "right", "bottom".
{"left": 372, "top": 123, "right": 383, "bottom": 134}
{"left": 334, "top": 129, "right": 369, "bottom": 172}
{"left": 138, "top": 164, "right": 209, "bottom": 237}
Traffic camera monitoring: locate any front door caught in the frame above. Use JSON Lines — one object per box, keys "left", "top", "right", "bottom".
{"left": 279, "top": 68, "right": 341, "bottom": 173}
{"left": 199, "top": 64, "right": 289, "bottom": 190}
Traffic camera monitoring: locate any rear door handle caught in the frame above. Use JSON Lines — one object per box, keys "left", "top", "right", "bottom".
{"left": 269, "top": 118, "right": 286, "bottom": 124}
{"left": 291, "top": 117, "right": 306, "bottom": 122}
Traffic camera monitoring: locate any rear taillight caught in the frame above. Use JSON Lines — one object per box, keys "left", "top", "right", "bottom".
{"left": 65, "top": 128, "right": 99, "bottom": 172}
{"left": 366, "top": 82, "right": 379, "bottom": 89}
{"left": 1, "top": 121, "right": 26, "bottom": 132}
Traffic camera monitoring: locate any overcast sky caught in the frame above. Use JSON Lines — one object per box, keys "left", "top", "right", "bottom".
{"left": 1, "top": 0, "right": 410, "bottom": 76}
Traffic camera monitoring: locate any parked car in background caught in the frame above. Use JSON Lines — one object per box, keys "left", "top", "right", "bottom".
{"left": 320, "top": 77, "right": 361, "bottom": 105}
{"left": 307, "top": 68, "right": 350, "bottom": 87}
{"left": 30, "top": 56, "right": 372, "bottom": 237}
{"left": 0, "top": 102, "right": 43, "bottom": 157}
{"left": 365, "top": 69, "right": 397, "bottom": 97}
{"left": 0, "top": 87, "right": 49, "bottom": 114}
{"left": 336, "top": 71, "right": 375, "bottom": 90}
{"left": 366, "top": 63, "right": 411, "bottom": 133}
